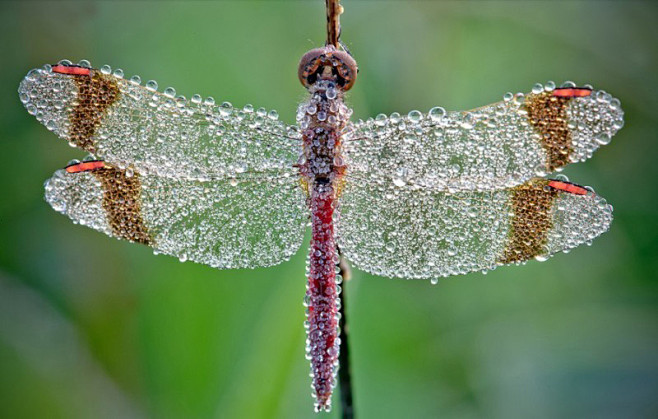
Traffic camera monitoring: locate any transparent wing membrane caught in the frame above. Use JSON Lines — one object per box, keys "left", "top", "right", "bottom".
{"left": 45, "top": 164, "right": 307, "bottom": 269}
{"left": 19, "top": 61, "right": 301, "bottom": 181}
{"left": 344, "top": 83, "right": 623, "bottom": 192}
{"left": 336, "top": 178, "right": 612, "bottom": 279}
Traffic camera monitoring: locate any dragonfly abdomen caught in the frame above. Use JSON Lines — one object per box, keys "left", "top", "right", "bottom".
{"left": 306, "top": 181, "right": 340, "bottom": 412}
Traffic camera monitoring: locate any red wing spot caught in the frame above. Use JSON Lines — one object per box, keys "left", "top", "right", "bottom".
{"left": 52, "top": 65, "right": 91, "bottom": 76}
{"left": 65, "top": 160, "right": 107, "bottom": 173}
{"left": 552, "top": 88, "right": 592, "bottom": 98}
{"left": 548, "top": 180, "right": 588, "bottom": 195}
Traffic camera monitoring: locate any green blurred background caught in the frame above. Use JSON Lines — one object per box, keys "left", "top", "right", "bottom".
{"left": 1, "top": 1, "right": 656, "bottom": 418}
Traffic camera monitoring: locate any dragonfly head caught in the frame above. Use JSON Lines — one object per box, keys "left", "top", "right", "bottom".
{"left": 298, "top": 46, "right": 357, "bottom": 91}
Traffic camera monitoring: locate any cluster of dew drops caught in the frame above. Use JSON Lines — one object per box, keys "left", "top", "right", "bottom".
{"left": 20, "top": 59, "right": 302, "bottom": 182}
{"left": 343, "top": 80, "right": 623, "bottom": 192}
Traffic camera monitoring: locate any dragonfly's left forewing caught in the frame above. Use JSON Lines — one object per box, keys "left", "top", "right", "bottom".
{"left": 19, "top": 61, "right": 300, "bottom": 181}
{"left": 45, "top": 162, "right": 308, "bottom": 269}
{"left": 344, "top": 83, "right": 623, "bottom": 192}
{"left": 336, "top": 178, "right": 612, "bottom": 279}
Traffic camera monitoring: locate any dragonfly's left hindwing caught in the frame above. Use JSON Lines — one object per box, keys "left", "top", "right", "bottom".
{"left": 336, "top": 178, "right": 612, "bottom": 279}
{"left": 45, "top": 162, "right": 307, "bottom": 269}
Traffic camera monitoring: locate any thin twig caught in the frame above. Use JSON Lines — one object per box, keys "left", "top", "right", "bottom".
{"left": 337, "top": 249, "right": 354, "bottom": 419}
{"left": 326, "top": 0, "right": 343, "bottom": 48}
{"left": 329, "top": 1, "right": 352, "bottom": 417}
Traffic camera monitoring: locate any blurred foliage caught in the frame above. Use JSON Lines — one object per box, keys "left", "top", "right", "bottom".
{"left": 1, "top": 1, "right": 657, "bottom": 418}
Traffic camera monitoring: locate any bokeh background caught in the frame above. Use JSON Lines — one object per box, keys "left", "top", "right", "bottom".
{"left": 1, "top": 1, "right": 657, "bottom": 418}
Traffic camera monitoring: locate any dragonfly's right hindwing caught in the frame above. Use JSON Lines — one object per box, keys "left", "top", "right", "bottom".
{"left": 19, "top": 61, "right": 301, "bottom": 181}
{"left": 336, "top": 178, "right": 612, "bottom": 279}
{"left": 45, "top": 162, "right": 308, "bottom": 269}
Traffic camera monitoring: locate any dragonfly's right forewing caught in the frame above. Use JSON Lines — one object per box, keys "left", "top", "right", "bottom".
{"left": 45, "top": 163, "right": 308, "bottom": 269}
{"left": 19, "top": 62, "right": 301, "bottom": 181}
{"left": 344, "top": 84, "right": 623, "bottom": 192}
{"left": 336, "top": 178, "right": 612, "bottom": 279}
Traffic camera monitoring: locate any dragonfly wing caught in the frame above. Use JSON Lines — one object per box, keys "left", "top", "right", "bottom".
{"left": 45, "top": 162, "right": 308, "bottom": 269}
{"left": 336, "top": 178, "right": 612, "bottom": 279}
{"left": 344, "top": 84, "right": 623, "bottom": 192}
{"left": 19, "top": 61, "right": 300, "bottom": 180}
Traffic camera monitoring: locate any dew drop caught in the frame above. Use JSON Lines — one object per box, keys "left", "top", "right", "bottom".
{"left": 428, "top": 106, "right": 446, "bottom": 122}
{"left": 220, "top": 102, "right": 233, "bottom": 116}
{"left": 534, "top": 163, "right": 547, "bottom": 176}
{"left": 392, "top": 177, "right": 406, "bottom": 187}
{"left": 407, "top": 110, "right": 422, "bottom": 123}
{"left": 594, "top": 133, "right": 611, "bottom": 145}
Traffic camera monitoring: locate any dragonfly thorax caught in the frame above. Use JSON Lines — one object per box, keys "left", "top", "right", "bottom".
{"left": 298, "top": 46, "right": 357, "bottom": 91}
{"left": 297, "top": 80, "right": 351, "bottom": 182}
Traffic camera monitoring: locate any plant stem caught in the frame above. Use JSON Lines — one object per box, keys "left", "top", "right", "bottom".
{"left": 326, "top": 0, "right": 342, "bottom": 48}
{"left": 338, "top": 251, "right": 354, "bottom": 419}
{"left": 329, "top": 2, "right": 352, "bottom": 417}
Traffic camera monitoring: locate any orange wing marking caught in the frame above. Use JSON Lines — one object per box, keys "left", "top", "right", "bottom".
{"left": 65, "top": 160, "right": 107, "bottom": 173}
{"left": 52, "top": 65, "right": 91, "bottom": 76}
{"left": 552, "top": 88, "right": 592, "bottom": 98}
{"left": 548, "top": 180, "right": 588, "bottom": 195}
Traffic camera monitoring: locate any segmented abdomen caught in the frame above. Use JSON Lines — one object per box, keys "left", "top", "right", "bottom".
{"left": 305, "top": 181, "right": 340, "bottom": 412}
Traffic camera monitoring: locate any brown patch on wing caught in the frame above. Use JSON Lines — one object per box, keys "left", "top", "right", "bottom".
{"left": 499, "top": 179, "right": 558, "bottom": 264}
{"left": 525, "top": 92, "right": 572, "bottom": 172}
{"left": 70, "top": 73, "right": 120, "bottom": 152}
{"left": 91, "top": 166, "right": 152, "bottom": 245}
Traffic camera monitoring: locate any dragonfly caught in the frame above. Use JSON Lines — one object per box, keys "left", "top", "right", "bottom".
{"left": 18, "top": 10, "right": 623, "bottom": 414}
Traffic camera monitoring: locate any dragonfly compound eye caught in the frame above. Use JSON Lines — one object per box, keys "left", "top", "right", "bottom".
{"left": 298, "top": 47, "right": 358, "bottom": 91}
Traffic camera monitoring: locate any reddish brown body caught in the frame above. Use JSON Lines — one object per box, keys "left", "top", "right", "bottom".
{"left": 298, "top": 45, "right": 356, "bottom": 412}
